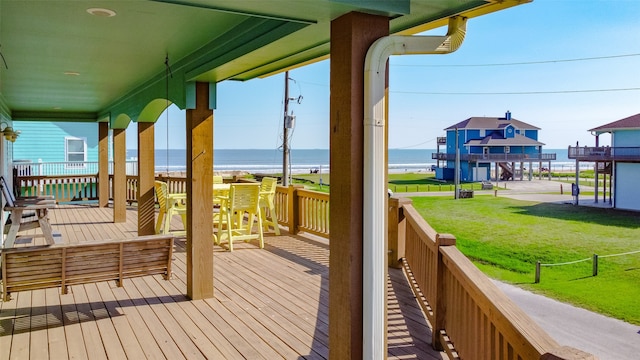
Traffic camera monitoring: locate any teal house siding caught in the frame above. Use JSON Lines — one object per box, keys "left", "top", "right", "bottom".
{"left": 13, "top": 121, "right": 99, "bottom": 163}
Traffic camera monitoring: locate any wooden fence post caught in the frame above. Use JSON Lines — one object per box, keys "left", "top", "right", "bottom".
{"left": 288, "top": 185, "right": 302, "bottom": 235}
{"left": 388, "top": 197, "right": 411, "bottom": 269}
{"left": 433, "top": 233, "right": 456, "bottom": 351}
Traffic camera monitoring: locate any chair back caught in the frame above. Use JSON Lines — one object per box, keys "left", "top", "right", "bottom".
{"left": 260, "top": 177, "right": 278, "bottom": 196}
{"left": 229, "top": 183, "right": 260, "bottom": 213}
{"left": 0, "top": 176, "right": 16, "bottom": 207}
{"left": 213, "top": 175, "right": 223, "bottom": 184}
{"left": 154, "top": 181, "right": 169, "bottom": 211}
{"left": 0, "top": 176, "right": 15, "bottom": 207}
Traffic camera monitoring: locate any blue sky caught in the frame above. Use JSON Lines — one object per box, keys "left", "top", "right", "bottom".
{"left": 129, "top": 0, "right": 640, "bottom": 150}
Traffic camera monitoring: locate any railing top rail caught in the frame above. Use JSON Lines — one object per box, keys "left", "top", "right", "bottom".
{"left": 403, "top": 204, "right": 438, "bottom": 249}
{"left": 296, "top": 188, "right": 330, "bottom": 199}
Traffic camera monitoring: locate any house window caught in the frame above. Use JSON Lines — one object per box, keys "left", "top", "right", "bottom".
{"left": 65, "top": 137, "right": 87, "bottom": 168}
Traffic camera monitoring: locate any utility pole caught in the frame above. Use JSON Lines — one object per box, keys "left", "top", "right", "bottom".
{"left": 282, "top": 71, "right": 290, "bottom": 186}
{"left": 454, "top": 126, "right": 460, "bottom": 199}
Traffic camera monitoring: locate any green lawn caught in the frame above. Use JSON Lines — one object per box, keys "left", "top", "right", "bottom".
{"left": 410, "top": 195, "right": 640, "bottom": 325}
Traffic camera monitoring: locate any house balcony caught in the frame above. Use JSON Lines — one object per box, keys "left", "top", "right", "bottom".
{"left": 431, "top": 152, "right": 557, "bottom": 162}
{"left": 568, "top": 146, "right": 640, "bottom": 162}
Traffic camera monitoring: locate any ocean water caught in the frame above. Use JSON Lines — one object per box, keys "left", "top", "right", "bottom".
{"left": 128, "top": 148, "right": 575, "bottom": 174}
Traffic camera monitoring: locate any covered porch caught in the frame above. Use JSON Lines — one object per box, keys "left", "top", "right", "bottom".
{"left": 0, "top": 204, "right": 441, "bottom": 359}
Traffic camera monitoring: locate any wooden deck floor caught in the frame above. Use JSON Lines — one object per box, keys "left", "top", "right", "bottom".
{"left": 1, "top": 205, "right": 446, "bottom": 359}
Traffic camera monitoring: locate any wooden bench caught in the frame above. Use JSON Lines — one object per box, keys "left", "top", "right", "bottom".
{"left": 1, "top": 235, "right": 173, "bottom": 301}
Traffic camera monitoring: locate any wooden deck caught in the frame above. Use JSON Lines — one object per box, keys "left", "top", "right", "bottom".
{"left": 0, "top": 205, "right": 445, "bottom": 359}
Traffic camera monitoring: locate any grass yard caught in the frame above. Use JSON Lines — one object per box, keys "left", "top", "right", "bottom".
{"left": 410, "top": 195, "right": 640, "bottom": 325}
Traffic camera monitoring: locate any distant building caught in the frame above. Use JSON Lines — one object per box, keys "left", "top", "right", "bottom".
{"left": 432, "top": 112, "right": 556, "bottom": 182}
{"left": 569, "top": 113, "right": 640, "bottom": 211}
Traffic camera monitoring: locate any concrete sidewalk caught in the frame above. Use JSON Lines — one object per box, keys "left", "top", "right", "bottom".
{"left": 494, "top": 281, "right": 640, "bottom": 360}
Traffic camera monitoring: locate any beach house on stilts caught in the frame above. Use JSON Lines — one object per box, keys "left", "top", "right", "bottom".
{"left": 433, "top": 111, "right": 556, "bottom": 182}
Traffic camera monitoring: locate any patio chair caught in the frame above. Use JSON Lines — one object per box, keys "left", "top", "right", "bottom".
{"left": 215, "top": 183, "right": 263, "bottom": 251}
{"left": 154, "top": 180, "right": 187, "bottom": 235}
{"left": 213, "top": 175, "right": 223, "bottom": 184}
{"left": 259, "top": 177, "right": 280, "bottom": 235}
{"left": 212, "top": 181, "right": 230, "bottom": 229}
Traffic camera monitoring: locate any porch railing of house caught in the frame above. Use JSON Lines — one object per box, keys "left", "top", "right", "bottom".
{"left": 568, "top": 146, "right": 640, "bottom": 162}
{"left": 432, "top": 153, "right": 557, "bottom": 162}
{"left": 13, "top": 172, "right": 594, "bottom": 358}
{"left": 13, "top": 160, "right": 138, "bottom": 177}
{"left": 388, "top": 198, "right": 594, "bottom": 360}
{"left": 14, "top": 174, "right": 331, "bottom": 238}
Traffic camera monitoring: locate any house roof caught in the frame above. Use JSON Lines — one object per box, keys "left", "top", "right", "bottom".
{"left": 0, "top": 0, "right": 530, "bottom": 126}
{"left": 466, "top": 133, "right": 545, "bottom": 147}
{"left": 589, "top": 113, "right": 640, "bottom": 133}
{"left": 445, "top": 116, "right": 541, "bottom": 131}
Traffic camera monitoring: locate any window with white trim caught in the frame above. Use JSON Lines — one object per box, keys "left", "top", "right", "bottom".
{"left": 65, "top": 137, "right": 87, "bottom": 168}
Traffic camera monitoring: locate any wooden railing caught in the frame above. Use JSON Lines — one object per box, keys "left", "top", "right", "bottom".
{"left": 16, "top": 174, "right": 330, "bottom": 239}
{"left": 274, "top": 184, "right": 329, "bottom": 239}
{"left": 15, "top": 175, "right": 189, "bottom": 204}
{"left": 295, "top": 188, "right": 330, "bottom": 238}
{"left": 17, "top": 175, "right": 99, "bottom": 202}
{"left": 388, "top": 198, "right": 596, "bottom": 360}
{"left": 568, "top": 146, "right": 640, "bottom": 162}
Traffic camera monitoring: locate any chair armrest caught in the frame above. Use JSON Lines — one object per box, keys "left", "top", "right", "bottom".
{"left": 167, "top": 193, "right": 187, "bottom": 201}
{"left": 5, "top": 201, "right": 57, "bottom": 210}
{"left": 19, "top": 195, "right": 55, "bottom": 201}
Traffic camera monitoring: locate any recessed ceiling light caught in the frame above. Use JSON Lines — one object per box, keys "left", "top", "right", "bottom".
{"left": 64, "top": 71, "right": 80, "bottom": 76}
{"left": 87, "top": 8, "right": 116, "bottom": 17}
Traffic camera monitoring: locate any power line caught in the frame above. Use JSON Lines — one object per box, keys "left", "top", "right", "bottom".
{"left": 391, "top": 137, "right": 437, "bottom": 149}
{"left": 392, "top": 87, "right": 640, "bottom": 95}
{"left": 297, "top": 81, "right": 640, "bottom": 95}
{"left": 393, "top": 53, "right": 640, "bottom": 67}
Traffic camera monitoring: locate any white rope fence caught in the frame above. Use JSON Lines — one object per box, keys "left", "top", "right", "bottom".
{"left": 535, "top": 249, "right": 640, "bottom": 283}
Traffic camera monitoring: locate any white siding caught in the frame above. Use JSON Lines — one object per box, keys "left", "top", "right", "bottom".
{"left": 615, "top": 163, "right": 640, "bottom": 211}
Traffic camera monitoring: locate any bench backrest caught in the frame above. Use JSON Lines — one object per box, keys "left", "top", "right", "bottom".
{"left": 1, "top": 235, "right": 174, "bottom": 301}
